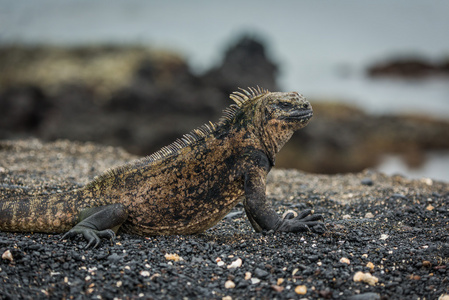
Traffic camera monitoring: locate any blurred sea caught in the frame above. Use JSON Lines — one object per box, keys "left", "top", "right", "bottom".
{"left": 1, "top": 0, "right": 448, "bottom": 181}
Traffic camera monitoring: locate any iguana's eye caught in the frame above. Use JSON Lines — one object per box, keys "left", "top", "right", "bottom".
{"left": 279, "top": 102, "right": 293, "bottom": 109}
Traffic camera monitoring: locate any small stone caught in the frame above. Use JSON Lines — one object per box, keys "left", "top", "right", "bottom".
{"left": 308, "top": 255, "right": 319, "bottom": 262}
{"left": 222, "top": 296, "right": 233, "bottom": 300}
{"left": 107, "top": 253, "right": 122, "bottom": 262}
{"left": 295, "top": 285, "right": 307, "bottom": 295}
{"left": 365, "top": 212, "right": 374, "bottom": 219}
{"left": 116, "top": 281, "right": 122, "bottom": 287}
{"left": 244, "top": 272, "right": 252, "bottom": 280}
{"left": 342, "top": 214, "right": 352, "bottom": 219}
{"left": 250, "top": 278, "right": 260, "bottom": 284}
{"left": 277, "top": 278, "right": 284, "bottom": 285}
{"left": 271, "top": 285, "right": 284, "bottom": 292}
{"left": 361, "top": 178, "right": 374, "bottom": 186}
{"left": 408, "top": 274, "right": 421, "bottom": 280}
{"left": 366, "top": 262, "right": 375, "bottom": 270}
{"left": 216, "top": 257, "right": 225, "bottom": 266}
{"left": 224, "top": 280, "right": 235, "bottom": 289}
{"left": 426, "top": 204, "right": 434, "bottom": 211}
{"left": 140, "top": 270, "right": 150, "bottom": 277}
{"left": 150, "top": 273, "right": 161, "bottom": 281}
{"left": 292, "top": 268, "right": 299, "bottom": 276}
{"left": 379, "top": 234, "right": 389, "bottom": 240}
{"left": 165, "top": 253, "right": 182, "bottom": 262}
{"left": 340, "top": 257, "right": 350, "bottom": 264}
{"left": 438, "top": 295, "right": 449, "bottom": 300}
{"left": 391, "top": 193, "right": 407, "bottom": 199}
{"left": 227, "top": 258, "right": 242, "bottom": 269}
{"left": 422, "top": 260, "right": 432, "bottom": 268}
{"left": 2, "top": 250, "right": 13, "bottom": 262}
{"left": 353, "top": 271, "right": 378, "bottom": 286}
{"left": 421, "top": 178, "right": 433, "bottom": 186}
{"left": 348, "top": 292, "right": 380, "bottom": 300}
{"left": 254, "top": 268, "right": 269, "bottom": 279}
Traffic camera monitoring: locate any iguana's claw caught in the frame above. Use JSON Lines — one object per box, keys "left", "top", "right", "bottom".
{"left": 277, "top": 209, "right": 325, "bottom": 234}
{"left": 61, "top": 227, "right": 116, "bottom": 249}
{"left": 312, "top": 223, "right": 326, "bottom": 234}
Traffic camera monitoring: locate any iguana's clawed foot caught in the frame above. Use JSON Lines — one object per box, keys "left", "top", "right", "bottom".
{"left": 61, "top": 226, "right": 116, "bottom": 249}
{"left": 277, "top": 209, "right": 325, "bottom": 234}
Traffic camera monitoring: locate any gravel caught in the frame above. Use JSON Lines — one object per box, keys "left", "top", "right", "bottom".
{"left": 1, "top": 139, "right": 449, "bottom": 299}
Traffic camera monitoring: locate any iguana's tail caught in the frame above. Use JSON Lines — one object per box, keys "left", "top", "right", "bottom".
{"left": 0, "top": 191, "right": 80, "bottom": 233}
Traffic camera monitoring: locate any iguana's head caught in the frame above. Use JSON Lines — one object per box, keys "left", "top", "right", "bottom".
{"left": 260, "top": 91, "right": 312, "bottom": 131}
{"left": 256, "top": 91, "right": 312, "bottom": 154}
{"left": 228, "top": 88, "right": 313, "bottom": 162}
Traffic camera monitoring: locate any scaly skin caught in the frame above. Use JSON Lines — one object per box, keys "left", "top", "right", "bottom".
{"left": 0, "top": 87, "right": 325, "bottom": 248}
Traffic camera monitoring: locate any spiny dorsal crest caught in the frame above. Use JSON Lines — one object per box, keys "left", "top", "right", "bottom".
{"left": 219, "top": 86, "right": 269, "bottom": 125}
{"left": 86, "top": 87, "right": 269, "bottom": 189}
{"left": 229, "top": 86, "right": 268, "bottom": 107}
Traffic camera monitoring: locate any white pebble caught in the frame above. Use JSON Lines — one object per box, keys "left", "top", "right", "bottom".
{"left": 282, "top": 210, "right": 297, "bottom": 219}
{"left": 340, "top": 257, "right": 350, "bottom": 264}
{"left": 224, "top": 280, "right": 235, "bottom": 289}
{"left": 2, "top": 250, "right": 13, "bottom": 262}
{"left": 227, "top": 258, "right": 242, "bottom": 269}
{"left": 244, "top": 272, "right": 252, "bottom": 280}
{"left": 251, "top": 278, "right": 261, "bottom": 284}
{"left": 380, "top": 234, "right": 389, "bottom": 240}
{"left": 365, "top": 212, "right": 374, "bottom": 218}
{"left": 353, "top": 271, "right": 378, "bottom": 286}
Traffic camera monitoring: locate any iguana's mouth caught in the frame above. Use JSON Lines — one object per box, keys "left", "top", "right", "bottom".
{"left": 282, "top": 109, "right": 313, "bottom": 121}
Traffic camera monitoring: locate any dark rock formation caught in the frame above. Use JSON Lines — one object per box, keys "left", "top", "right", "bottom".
{"left": 0, "top": 85, "right": 52, "bottom": 136}
{"left": 367, "top": 57, "right": 449, "bottom": 78}
{"left": 202, "top": 36, "right": 279, "bottom": 93}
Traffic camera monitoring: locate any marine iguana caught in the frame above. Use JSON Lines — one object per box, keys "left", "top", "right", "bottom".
{"left": 0, "top": 87, "right": 324, "bottom": 248}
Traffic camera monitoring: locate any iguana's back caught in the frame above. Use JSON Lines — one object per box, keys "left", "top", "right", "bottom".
{"left": 87, "top": 126, "right": 255, "bottom": 235}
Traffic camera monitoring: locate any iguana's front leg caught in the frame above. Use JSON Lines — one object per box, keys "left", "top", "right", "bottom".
{"left": 242, "top": 152, "right": 325, "bottom": 234}
{"left": 62, "top": 203, "right": 128, "bottom": 248}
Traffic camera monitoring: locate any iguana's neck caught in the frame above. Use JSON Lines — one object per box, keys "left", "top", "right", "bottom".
{"left": 231, "top": 106, "right": 277, "bottom": 167}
